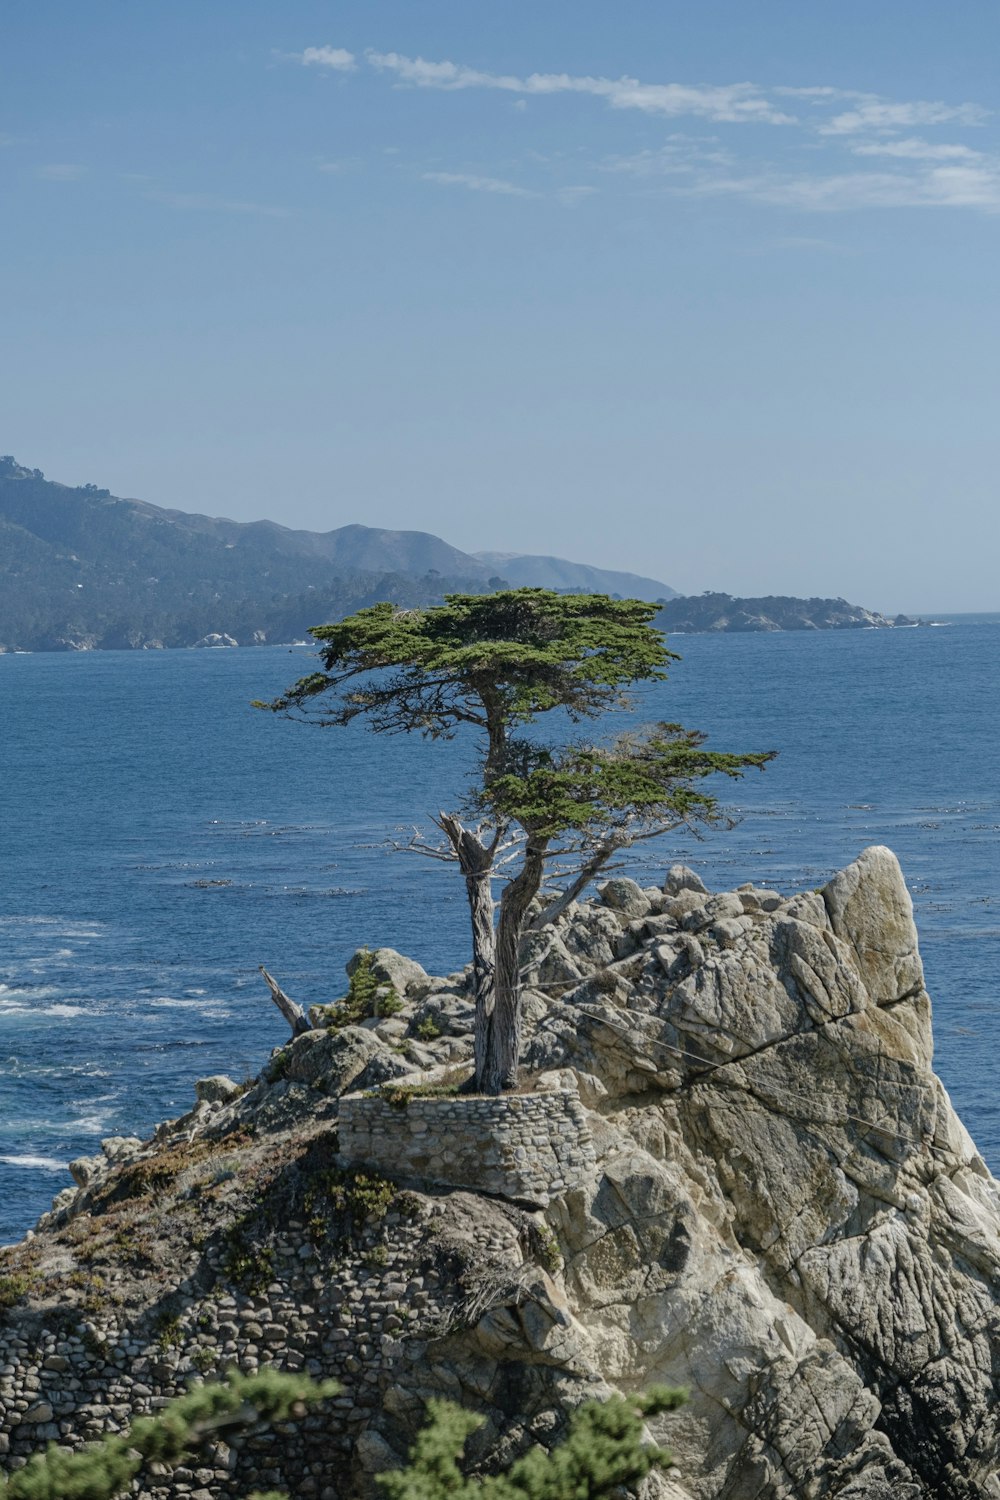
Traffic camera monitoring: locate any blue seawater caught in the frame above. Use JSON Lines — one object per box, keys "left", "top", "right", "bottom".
{"left": 0, "top": 619, "right": 997, "bottom": 1242}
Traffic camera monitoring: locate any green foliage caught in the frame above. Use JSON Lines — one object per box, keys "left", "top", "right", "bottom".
{"left": 263, "top": 590, "right": 674, "bottom": 737}
{"left": 262, "top": 590, "right": 770, "bottom": 845}
{"left": 301, "top": 1166, "right": 396, "bottom": 1230}
{"left": 0, "top": 1271, "right": 37, "bottom": 1311}
{"left": 345, "top": 947, "right": 380, "bottom": 1014}
{"left": 486, "top": 722, "right": 773, "bottom": 839}
{"left": 529, "top": 1224, "right": 562, "bottom": 1276}
{"left": 0, "top": 1369, "right": 338, "bottom": 1500}
{"left": 323, "top": 948, "right": 403, "bottom": 1031}
{"left": 376, "top": 1386, "right": 687, "bottom": 1500}
{"left": 415, "top": 1015, "right": 442, "bottom": 1041}
{"left": 335, "top": 1170, "right": 396, "bottom": 1225}
{"left": 265, "top": 1046, "right": 292, "bottom": 1082}
{"left": 0, "top": 1361, "right": 682, "bottom": 1500}
{"left": 154, "top": 1311, "right": 183, "bottom": 1351}
{"left": 221, "top": 1228, "right": 275, "bottom": 1296}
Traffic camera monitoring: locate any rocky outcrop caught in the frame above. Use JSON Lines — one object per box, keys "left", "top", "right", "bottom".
{"left": 0, "top": 847, "right": 997, "bottom": 1497}
{"left": 192, "top": 632, "right": 239, "bottom": 648}
{"left": 657, "top": 593, "right": 915, "bottom": 633}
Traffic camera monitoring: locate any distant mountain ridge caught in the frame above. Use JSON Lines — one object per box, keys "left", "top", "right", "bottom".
{"left": 0, "top": 457, "right": 911, "bottom": 652}
{"left": 0, "top": 457, "right": 678, "bottom": 652}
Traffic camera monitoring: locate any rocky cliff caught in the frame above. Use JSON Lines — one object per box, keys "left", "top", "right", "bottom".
{"left": 1, "top": 848, "right": 997, "bottom": 1498}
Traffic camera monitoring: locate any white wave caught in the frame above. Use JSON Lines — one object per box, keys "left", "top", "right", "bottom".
{"left": 0, "top": 916, "right": 104, "bottom": 934}
{"left": 72, "top": 1113, "right": 113, "bottom": 1134}
{"left": 0, "top": 1002, "right": 84, "bottom": 1018}
{"left": 0, "top": 984, "right": 59, "bottom": 999}
{"left": 0, "top": 916, "right": 64, "bottom": 927}
{"left": 0, "top": 1154, "right": 67, "bottom": 1173}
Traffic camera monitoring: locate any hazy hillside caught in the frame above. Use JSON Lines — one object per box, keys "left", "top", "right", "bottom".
{"left": 0, "top": 457, "right": 681, "bottom": 652}
{"left": 0, "top": 458, "right": 500, "bottom": 651}
{"left": 474, "top": 551, "right": 677, "bottom": 599}
{"left": 0, "top": 457, "right": 905, "bottom": 652}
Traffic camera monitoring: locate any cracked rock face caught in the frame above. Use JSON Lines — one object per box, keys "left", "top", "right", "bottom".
{"left": 1, "top": 846, "right": 997, "bottom": 1499}
{"left": 521, "top": 846, "right": 1000, "bottom": 1498}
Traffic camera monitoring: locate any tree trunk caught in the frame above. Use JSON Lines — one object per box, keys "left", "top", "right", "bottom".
{"left": 259, "top": 966, "right": 310, "bottom": 1038}
{"left": 482, "top": 836, "right": 548, "bottom": 1094}
{"left": 438, "top": 813, "right": 497, "bottom": 1088}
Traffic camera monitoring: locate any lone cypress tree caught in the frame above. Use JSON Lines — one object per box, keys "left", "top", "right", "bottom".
{"left": 260, "top": 588, "right": 772, "bottom": 1093}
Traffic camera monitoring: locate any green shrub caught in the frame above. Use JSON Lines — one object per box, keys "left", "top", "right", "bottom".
{"left": 221, "top": 1229, "right": 275, "bottom": 1296}
{"left": 0, "top": 1369, "right": 337, "bottom": 1500}
{"left": 0, "top": 1271, "right": 36, "bottom": 1311}
{"left": 0, "top": 1378, "right": 683, "bottom": 1500}
{"left": 325, "top": 949, "right": 402, "bottom": 1030}
{"left": 301, "top": 1164, "right": 396, "bottom": 1234}
{"left": 376, "top": 1386, "right": 686, "bottom": 1500}
{"left": 265, "top": 1047, "right": 292, "bottom": 1083}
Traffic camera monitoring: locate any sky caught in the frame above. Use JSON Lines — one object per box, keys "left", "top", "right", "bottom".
{"left": 3, "top": 1, "right": 1000, "bottom": 612}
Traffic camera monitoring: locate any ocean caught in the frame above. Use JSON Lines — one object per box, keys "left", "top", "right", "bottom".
{"left": 1, "top": 617, "right": 997, "bottom": 1243}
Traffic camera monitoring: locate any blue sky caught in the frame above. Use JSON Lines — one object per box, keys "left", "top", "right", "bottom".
{"left": 3, "top": 1, "right": 999, "bottom": 610}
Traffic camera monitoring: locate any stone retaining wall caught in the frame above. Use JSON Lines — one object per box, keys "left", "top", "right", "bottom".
{"left": 0, "top": 1192, "right": 518, "bottom": 1498}
{"left": 338, "top": 1088, "right": 595, "bottom": 1207}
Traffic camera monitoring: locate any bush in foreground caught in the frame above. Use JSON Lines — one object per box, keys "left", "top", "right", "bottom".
{"left": 0, "top": 1372, "right": 685, "bottom": 1500}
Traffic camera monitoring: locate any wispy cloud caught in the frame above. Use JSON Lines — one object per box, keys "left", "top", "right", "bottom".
{"left": 557, "top": 184, "right": 598, "bottom": 206}
{"left": 774, "top": 86, "right": 865, "bottom": 100}
{"left": 602, "top": 137, "right": 734, "bottom": 176}
{"left": 37, "top": 163, "right": 87, "bottom": 181}
{"left": 692, "top": 163, "right": 1000, "bottom": 212}
{"left": 421, "top": 171, "right": 538, "bottom": 197}
{"left": 366, "top": 50, "right": 796, "bottom": 125}
{"left": 819, "top": 99, "right": 988, "bottom": 136}
{"left": 145, "top": 190, "right": 289, "bottom": 217}
{"left": 294, "top": 46, "right": 356, "bottom": 72}
{"left": 287, "top": 44, "right": 1000, "bottom": 216}
{"left": 851, "top": 136, "right": 983, "bottom": 162}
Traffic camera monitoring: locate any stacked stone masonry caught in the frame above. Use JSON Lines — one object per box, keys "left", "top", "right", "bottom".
{"left": 338, "top": 1088, "right": 596, "bottom": 1207}
{"left": 0, "top": 1201, "right": 518, "bottom": 1500}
